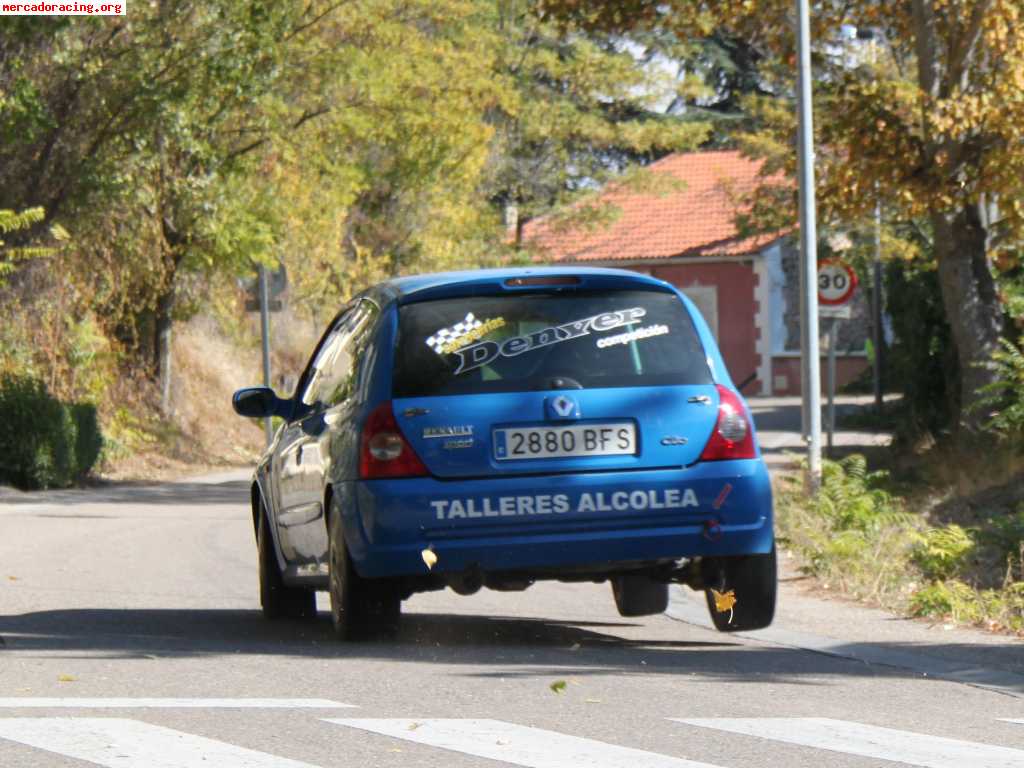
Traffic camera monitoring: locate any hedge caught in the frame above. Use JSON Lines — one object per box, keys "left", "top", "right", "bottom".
{"left": 0, "top": 373, "right": 103, "bottom": 490}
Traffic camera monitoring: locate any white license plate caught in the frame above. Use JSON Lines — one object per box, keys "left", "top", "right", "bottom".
{"left": 493, "top": 423, "right": 636, "bottom": 460}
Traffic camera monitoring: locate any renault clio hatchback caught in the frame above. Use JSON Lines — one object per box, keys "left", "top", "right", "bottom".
{"left": 232, "top": 267, "right": 775, "bottom": 640}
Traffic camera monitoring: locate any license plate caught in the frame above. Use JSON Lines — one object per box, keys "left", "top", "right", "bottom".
{"left": 493, "top": 423, "right": 636, "bottom": 460}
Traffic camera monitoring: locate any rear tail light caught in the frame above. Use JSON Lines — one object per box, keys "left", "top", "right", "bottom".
{"left": 699, "top": 385, "right": 756, "bottom": 461}
{"left": 359, "top": 401, "right": 428, "bottom": 479}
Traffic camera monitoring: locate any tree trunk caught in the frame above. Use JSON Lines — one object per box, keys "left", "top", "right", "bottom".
{"left": 931, "top": 202, "right": 1003, "bottom": 432}
{"left": 154, "top": 287, "right": 174, "bottom": 416}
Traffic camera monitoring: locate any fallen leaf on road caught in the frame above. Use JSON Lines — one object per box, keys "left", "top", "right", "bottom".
{"left": 421, "top": 549, "right": 437, "bottom": 570}
{"left": 407, "top": 722, "right": 422, "bottom": 731}
{"left": 585, "top": 698, "right": 602, "bottom": 704}
{"left": 7, "top": 576, "right": 18, "bottom": 581}
{"left": 549, "top": 680, "right": 567, "bottom": 694}
{"left": 710, "top": 588, "right": 737, "bottom": 623}
{"left": 57, "top": 675, "right": 76, "bottom": 683}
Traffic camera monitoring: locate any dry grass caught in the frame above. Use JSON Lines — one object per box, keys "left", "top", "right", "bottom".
{"left": 170, "top": 315, "right": 266, "bottom": 465}
{"left": 96, "top": 308, "right": 323, "bottom": 482}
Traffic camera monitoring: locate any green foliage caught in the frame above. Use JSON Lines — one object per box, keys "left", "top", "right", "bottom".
{"left": 910, "top": 580, "right": 1024, "bottom": 633}
{"left": 70, "top": 402, "right": 103, "bottom": 480}
{"left": 975, "top": 505, "right": 1024, "bottom": 571}
{"left": 487, "top": 4, "right": 711, "bottom": 225}
{"left": 776, "top": 455, "right": 917, "bottom": 600}
{"left": 976, "top": 338, "right": 1024, "bottom": 440}
{"left": 813, "top": 455, "right": 910, "bottom": 532}
{"left": 910, "top": 524, "right": 976, "bottom": 581}
{"left": 778, "top": 452, "right": 1024, "bottom": 633}
{"left": 884, "top": 256, "right": 956, "bottom": 438}
{"left": 0, "top": 207, "right": 48, "bottom": 283}
{"left": 0, "top": 373, "right": 101, "bottom": 489}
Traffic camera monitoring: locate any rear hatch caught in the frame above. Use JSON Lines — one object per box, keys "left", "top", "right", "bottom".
{"left": 391, "top": 287, "right": 719, "bottom": 478}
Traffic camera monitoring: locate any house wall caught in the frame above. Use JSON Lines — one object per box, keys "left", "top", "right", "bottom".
{"left": 770, "top": 355, "right": 870, "bottom": 396}
{"left": 640, "top": 262, "right": 762, "bottom": 393}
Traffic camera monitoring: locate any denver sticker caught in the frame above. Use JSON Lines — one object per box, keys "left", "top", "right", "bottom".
{"left": 452, "top": 307, "right": 648, "bottom": 375}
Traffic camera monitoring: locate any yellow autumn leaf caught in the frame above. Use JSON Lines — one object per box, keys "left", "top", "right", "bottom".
{"left": 421, "top": 549, "right": 437, "bottom": 570}
{"left": 57, "top": 675, "right": 76, "bottom": 683}
{"left": 711, "top": 588, "right": 737, "bottom": 614}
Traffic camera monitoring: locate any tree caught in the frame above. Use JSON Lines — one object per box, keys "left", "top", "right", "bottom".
{"left": 487, "top": 1, "right": 713, "bottom": 242}
{"left": 0, "top": 3, "right": 355, "bottom": 407}
{"left": 539, "top": 0, "right": 1024, "bottom": 432}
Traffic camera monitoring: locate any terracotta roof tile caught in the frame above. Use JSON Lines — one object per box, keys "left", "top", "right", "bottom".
{"left": 522, "top": 150, "right": 784, "bottom": 262}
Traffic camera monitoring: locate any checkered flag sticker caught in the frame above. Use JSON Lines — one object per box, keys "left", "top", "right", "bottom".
{"left": 425, "top": 313, "right": 482, "bottom": 355}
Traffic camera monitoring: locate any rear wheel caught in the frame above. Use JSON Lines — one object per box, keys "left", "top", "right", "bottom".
{"left": 611, "top": 573, "right": 669, "bottom": 617}
{"left": 258, "top": 509, "right": 317, "bottom": 620}
{"left": 328, "top": 497, "right": 401, "bottom": 641}
{"left": 702, "top": 546, "right": 777, "bottom": 632}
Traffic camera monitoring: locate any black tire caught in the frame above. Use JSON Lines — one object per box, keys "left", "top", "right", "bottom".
{"left": 258, "top": 509, "right": 317, "bottom": 620}
{"left": 702, "top": 546, "right": 777, "bottom": 632}
{"left": 611, "top": 573, "right": 669, "bottom": 617}
{"left": 328, "top": 498, "right": 401, "bottom": 641}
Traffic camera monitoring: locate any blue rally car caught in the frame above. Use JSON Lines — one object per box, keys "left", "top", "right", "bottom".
{"left": 233, "top": 267, "right": 775, "bottom": 640}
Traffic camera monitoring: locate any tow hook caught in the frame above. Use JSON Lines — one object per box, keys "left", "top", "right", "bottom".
{"left": 703, "top": 518, "right": 723, "bottom": 542}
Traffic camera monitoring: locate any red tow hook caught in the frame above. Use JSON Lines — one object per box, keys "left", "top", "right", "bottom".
{"left": 703, "top": 518, "right": 723, "bottom": 542}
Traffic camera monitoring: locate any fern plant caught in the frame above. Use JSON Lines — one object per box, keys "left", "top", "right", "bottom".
{"left": 911, "top": 524, "right": 977, "bottom": 580}
{"left": 975, "top": 338, "right": 1024, "bottom": 439}
{"left": 0, "top": 207, "right": 62, "bottom": 285}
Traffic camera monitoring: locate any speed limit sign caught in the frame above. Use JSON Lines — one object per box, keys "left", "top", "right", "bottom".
{"left": 817, "top": 261, "right": 858, "bottom": 306}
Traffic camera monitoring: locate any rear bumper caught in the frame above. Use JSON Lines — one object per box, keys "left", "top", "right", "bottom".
{"left": 339, "top": 460, "right": 773, "bottom": 579}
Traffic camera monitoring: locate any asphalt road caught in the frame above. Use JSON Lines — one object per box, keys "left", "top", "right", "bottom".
{"left": 2, "top": 411, "right": 1024, "bottom": 767}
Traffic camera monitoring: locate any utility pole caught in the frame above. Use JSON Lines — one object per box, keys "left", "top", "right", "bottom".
{"left": 872, "top": 197, "right": 884, "bottom": 414}
{"left": 258, "top": 264, "right": 274, "bottom": 446}
{"left": 796, "top": 0, "right": 822, "bottom": 486}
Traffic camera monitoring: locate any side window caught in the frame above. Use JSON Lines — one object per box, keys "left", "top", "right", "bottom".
{"left": 300, "top": 301, "right": 379, "bottom": 408}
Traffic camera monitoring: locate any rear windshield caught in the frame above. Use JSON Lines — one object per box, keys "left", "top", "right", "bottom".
{"left": 392, "top": 290, "right": 712, "bottom": 397}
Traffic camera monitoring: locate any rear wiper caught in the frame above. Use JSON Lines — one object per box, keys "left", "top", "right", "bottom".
{"left": 544, "top": 376, "right": 583, "bottom": 390}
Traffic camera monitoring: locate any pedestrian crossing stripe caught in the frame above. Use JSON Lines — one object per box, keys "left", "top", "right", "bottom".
{"left": 325, "top": 718, "right": 725, "bottom": 768}
{"left": 1, "top": 715, "right": 1022, "bottom": 767}
{"left": 0, "top": 698, "right": 355, "bottom": 709}
{"left": 673, "top": 717, "right": 1024, "bottom": 768}
{"left": 0, "top": 718, "right": 323, "bottom": 768}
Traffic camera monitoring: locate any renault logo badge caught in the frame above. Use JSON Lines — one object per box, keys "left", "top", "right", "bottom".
{"left": 546, "top": 395, "right": 580, "bottom": 420}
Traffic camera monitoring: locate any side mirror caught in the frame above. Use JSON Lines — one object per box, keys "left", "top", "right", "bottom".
{"left": 232, "top": 386, "right": 288, "bottom": 419}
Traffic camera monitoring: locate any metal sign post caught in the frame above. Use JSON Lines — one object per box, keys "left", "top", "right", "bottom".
{"left": 258, "top": 264, "right": 273, "bottom": 447}
{"left": 818, "top": 261, "right": 858, "bottom": 458}
{"left": 796, "top": 0, "right": 822, "bottom": 487}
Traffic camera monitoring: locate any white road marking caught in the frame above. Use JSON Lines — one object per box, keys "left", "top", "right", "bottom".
{"left": 999, "top": 719, "right": 1024, "bottom": 725}
{"left": 674, "top": 717, "right": 1024, "bottom": 768}
{"left": 0, "top": 697, "right": 353, "bottom": 709}
{"left": 326, "top": 718, "right": 726, "bottom": 768}
{"left": 0, "top": 717, "right": 324, "bottom": 768}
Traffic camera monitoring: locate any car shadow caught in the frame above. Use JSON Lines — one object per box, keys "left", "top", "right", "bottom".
{"left": 4, "top": 607, "right": 1021, "bottom": 692}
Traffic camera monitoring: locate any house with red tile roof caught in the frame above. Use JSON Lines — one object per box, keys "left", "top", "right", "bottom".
{"left": 520, "top": 150, "right": 870, "bottom": 395}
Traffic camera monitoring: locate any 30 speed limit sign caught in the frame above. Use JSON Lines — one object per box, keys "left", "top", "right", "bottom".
{"left": 817, "top": 260, "right": 858, "bottom": 306}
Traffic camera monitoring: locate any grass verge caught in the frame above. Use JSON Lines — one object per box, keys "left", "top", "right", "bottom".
{"left": 776, "top": 453, "right": 1024, "bottom": 636}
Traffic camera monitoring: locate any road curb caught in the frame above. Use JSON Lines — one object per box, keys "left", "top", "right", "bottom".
{"left": 667, "top": 588, "right": 1024, "bottom": 700}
